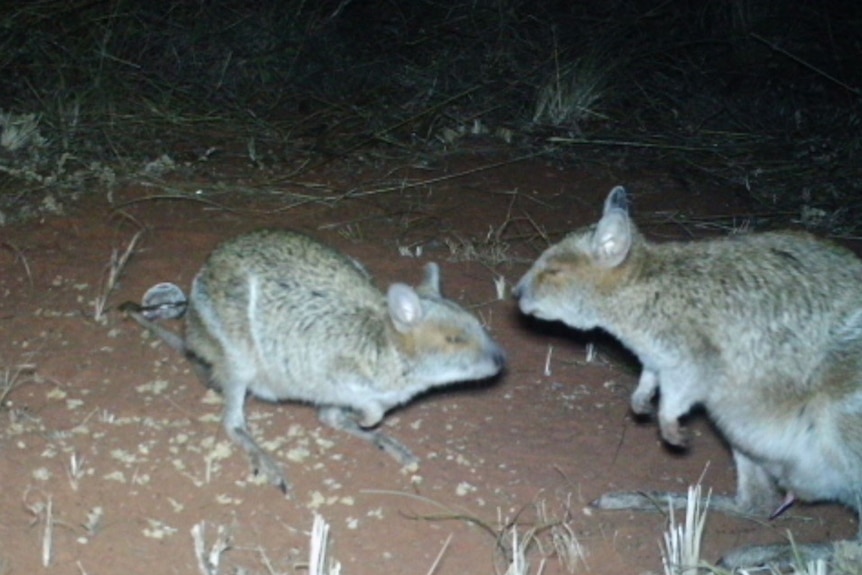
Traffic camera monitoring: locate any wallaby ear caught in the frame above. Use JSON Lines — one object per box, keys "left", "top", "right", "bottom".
{"left": 593, "top": 187, "right": 632, "bottom": 268}
{"left": 387, "top": 283, "right": 424, "bottom": 333}
{"left": 416, "top": 262, "right": 442, "bottom": 297}
{"left": 603, "top": 185, "right": 629, "bottom": 216}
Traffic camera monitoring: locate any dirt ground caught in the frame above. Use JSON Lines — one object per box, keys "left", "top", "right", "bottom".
{"left": 0, "top": 152, "right": 857, "bottom": 575}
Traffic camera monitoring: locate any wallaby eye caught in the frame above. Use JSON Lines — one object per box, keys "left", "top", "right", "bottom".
{"left": 446, "top": 334, "right": 467, "bottom": 345}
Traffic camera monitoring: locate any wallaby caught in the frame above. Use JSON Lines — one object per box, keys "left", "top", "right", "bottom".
{"left": 123, "top": 229, "right": 505, "bottom": 493}
{"left": 514, "top": 186, "right": 862, "bottom": 568}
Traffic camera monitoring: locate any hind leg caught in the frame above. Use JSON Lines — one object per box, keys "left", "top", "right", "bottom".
{"left": 592, "top": 448, "right": 844, "bottom": 569}
{"left": 717, "top": 455, "right": 858, "bottom": 570}
{"left": 221, "top": 380, "right": 290, "bottom": 494}
{"left": 718, "top": 541, "right": 836, "bottom": 570}
{"left": 732, "top": 450, "right": 782, "bottom": 514}
{"left": 317, "top": 406, "right": 418, "bottom": 466}
{"left": 592, "top": 449, "right": 779, "bottom": 516}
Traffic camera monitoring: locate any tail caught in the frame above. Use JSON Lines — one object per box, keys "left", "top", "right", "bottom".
{"left": 119, "top": 282, "right": 189, "bottom": 354}
{"left": 119, "top": 301, "right": 187, "bottom": 353}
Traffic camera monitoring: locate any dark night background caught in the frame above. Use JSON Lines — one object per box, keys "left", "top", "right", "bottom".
{"left": 0, "top": 0, "right": 860, "bottom": 223}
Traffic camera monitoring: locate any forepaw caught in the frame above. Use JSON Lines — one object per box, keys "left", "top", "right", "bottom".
{"left": 659, "top": 417, "right": 688, "bottom": 447}
{"left": 631, "top": 370, "right": 658, "bottom": 415}
{"left": 630, "top": 391, "right": 655, "bottom": 416}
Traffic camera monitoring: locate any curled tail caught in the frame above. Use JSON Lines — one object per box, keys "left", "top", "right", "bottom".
{"left": 119, "top": 282, "right": 188, "bottom": 353}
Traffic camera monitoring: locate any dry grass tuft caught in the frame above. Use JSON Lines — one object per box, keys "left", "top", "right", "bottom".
{"left": 1, "top": 241, "right": 33, "bottom": 285}
{"left": 533, "top": 53, "right": 610, "bottom": 130}
{"left": 660, "top": 485, "right": 850, "bottom": 575}
{"left": 661, "top": 484, "right": 710, "bottom": 575}
{"left": 362, "top": 489, "right": 586, "bottom": 574}
{"left": 0, "top": 361, "right": 36, "bottom": 408}
{"left": 191, "top": 521, "right": 233, "bottom": 575}
{"left": 443, "top": 232, "right": 511, "bottom": 267}
{"left": 496, "top": 497, "right": 588, "bottom": 575}
{"left": 22, "top": 487, "right": 54, "bottom": 568}
{"left": 93, "top": 230, "right": 143, "bottom": 324}
{"left": 309, "top": 514, "right": 341, "bottom": 575}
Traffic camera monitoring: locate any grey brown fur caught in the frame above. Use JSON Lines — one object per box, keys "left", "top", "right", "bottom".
{"left": 123, "top": 229, "right": 505, "bottom": 492}
{"left": 514, "top": 186, "right": 862, "bottom": 568}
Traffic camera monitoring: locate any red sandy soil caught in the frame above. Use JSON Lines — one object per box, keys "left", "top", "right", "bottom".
{"left": 0, "top": 152, "right": 856, "bottom": 575}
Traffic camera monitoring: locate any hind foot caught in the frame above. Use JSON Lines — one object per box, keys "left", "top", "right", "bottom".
{"left": 591, "top": 490, "right": 742, "bottom": 516}
{"left": 246, "top": 448, "right": 290, "bottom": 494}
{"left": 229, "top": 425, "right": 291, "bottom": 494}
{"left": 718, "top": 541, "right": 835, "bottom": 571}
{"left": 658, "top": 416, "right": 688, "bottom": 447}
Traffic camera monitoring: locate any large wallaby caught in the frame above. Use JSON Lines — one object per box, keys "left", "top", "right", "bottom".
{"left": 514, "top": 186, "right": 862, "bottom": 568}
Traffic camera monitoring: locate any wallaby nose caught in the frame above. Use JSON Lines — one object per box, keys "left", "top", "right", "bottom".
{"left": 511, "top": 280, "right": 524, "bottom": 300}
{"left": 513, "top": 276, "right": 533, "bottom": 302}
{"left": 491, "top": 346, "right": 507, "bottom": 370}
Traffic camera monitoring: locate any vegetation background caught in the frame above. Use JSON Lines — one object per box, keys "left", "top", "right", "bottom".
{"left": 0, "top": 0, "right": 859, "bottom": 229}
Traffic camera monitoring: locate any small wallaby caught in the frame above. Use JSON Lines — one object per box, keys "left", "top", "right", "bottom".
{"left": 514, "top": 186, "right": 862, "bottom": 568}
{"left": 122, "top": 229, "right": 505, "bottom": 493}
